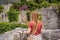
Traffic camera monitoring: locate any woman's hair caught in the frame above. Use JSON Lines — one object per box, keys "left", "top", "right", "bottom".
{"left": 31, "top": 11, "right": 38, "bottom": 20}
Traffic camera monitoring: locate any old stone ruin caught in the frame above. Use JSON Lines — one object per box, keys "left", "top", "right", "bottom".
{"left": 0, "top": 7, "right": 60, "bottom": 40}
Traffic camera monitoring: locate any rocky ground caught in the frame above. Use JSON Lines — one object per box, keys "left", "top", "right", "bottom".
{"left": 0, "top": 28, "right": 60, "bottom": 40}
{"left": 0, "top": 28, "right": 29, "bottom": 40}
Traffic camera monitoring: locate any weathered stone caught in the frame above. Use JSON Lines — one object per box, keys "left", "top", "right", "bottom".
{"left": 42, "top": 30, "right": 60, "bottom": 40}
{"left": 38, "top": 7, "right": 60, "bottom": 40}
{"left": 0, "top": 28, "right": 29, "bottom": 40}
{"left": 38, "top": 8, "right": 58, "bottom": 29}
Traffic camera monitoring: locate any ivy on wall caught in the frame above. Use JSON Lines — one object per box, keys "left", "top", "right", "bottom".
{"left": 7, "top": 9, "right": 19, "bottom": 22}
{"left": 0, "top": 5, "right": 4, "bottom": 13}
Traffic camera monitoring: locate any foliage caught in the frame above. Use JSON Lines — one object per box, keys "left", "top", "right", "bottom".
{"left": 7, "top": 9, "right": 19, "bottom": 22}
{"left": 50, "top": 3, "right": 58, "bottom": 6}
{"left": 51, "top": 0, "right": 59, "bottom": 3}
{"left": 11, "top": 0, "right": 60, "bottom": 11}
{"left": 34, "top": 0, "right": 45, "bottom": 4}
{"left": 38, "top": 14, "right": 42, "bottom": 21}
{"left": 20, "top": 0, "right": 27, "bottom": 2}
{"left": 10, "top": 2, "right": 20, "bottom": 11}
{"left": 0, "top": 22, "right": 27, "bottom": 34}
{"left": 11, "top": 1, "right": 41, "bottom": 11}
{"left": 11, "top": 2, "right": 26, "bottom": 11}
{"left": 26, "top": 11, "right": 31, "bottom": 21}
{"left": 26, "top": 1, "right": 41, "bottom": 11}
{"left": 40, "top": 1, "right": 50, "bottom": 8}
{"left": 0, "top": 5, "right": 4, "bottom": 13}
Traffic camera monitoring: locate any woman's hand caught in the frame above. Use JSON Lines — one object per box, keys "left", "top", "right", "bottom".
{"left": 23, "top": 28, "right": 31, "bottom": 34}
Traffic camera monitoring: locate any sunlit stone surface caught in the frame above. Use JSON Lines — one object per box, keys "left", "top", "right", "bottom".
{"left": 0, "top": 28, "right": 29, "bottom": 40}
{"left": 39, "top": 8, "right": 58, "bottom": 29}
{"left": 0, "top": 28, "right": 60, "bottom": 40}
{"left": 38, "top": 7, "right": 60, "bottom": 40}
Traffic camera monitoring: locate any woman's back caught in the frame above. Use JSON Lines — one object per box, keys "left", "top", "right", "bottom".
{"left": 28, "top": 20, "right": 42, "bottom": 35}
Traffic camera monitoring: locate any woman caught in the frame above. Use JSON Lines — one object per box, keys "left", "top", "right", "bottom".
{"left": 23, "top": 11, "right": 42, "bottom": 40}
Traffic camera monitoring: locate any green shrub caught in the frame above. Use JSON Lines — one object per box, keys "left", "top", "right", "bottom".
{"left": 28, "top": 0, "right": 33, "bottom": 2}
{"left": 34, "top": 0, "right": 45, "bottom": 4}
{"left": 11, "top": 2, "right": 26, "bottom": 11}
{"left": 26, "top": 11, "right": 31, "bottom": 21}
{"left": 51, "top": 0, "right": 58, "bottom": 3}
{"left": 0, "top": 22, "right": 27, "bottom": 34}
{"left": 10, "top": 0, "right": 60, "bottom": 11}
{"left": 51, "top": 3, "right": 58, "bottom": 6}
{"left": 10, "top": 2, "right": 20, "bottom": 11}
{"left": 11, "top": 1, "right": 41, "bottom": 11}
{"left": 26, "top": 1, "right": 41, "bottom": 11}
{"left": 26, "top": 1, "right": 34, "bottom": 11}
{"left": 0, "top": 22, "right": 9, "bottom": 34}
{"left": 20, "top": 0, "right": 27, "bottom": 2}
{"left": 40, "top": 1, "right": 50, "bottom": 8}
{"left": 7, "top": 9, "right": 19, "bottom": 22}
{"left": 38, "top": 15, "right": 42, "bottom": 21}
{"left": 0, "top": 5, "right": 4, "bottom": 13}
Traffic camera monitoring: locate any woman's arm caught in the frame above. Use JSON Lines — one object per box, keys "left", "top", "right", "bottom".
{"left": 23, "top": 21, "right": 32, "bottom": 34}
{"left": 23, "top": 27, "right": 31, "bottom": 34}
